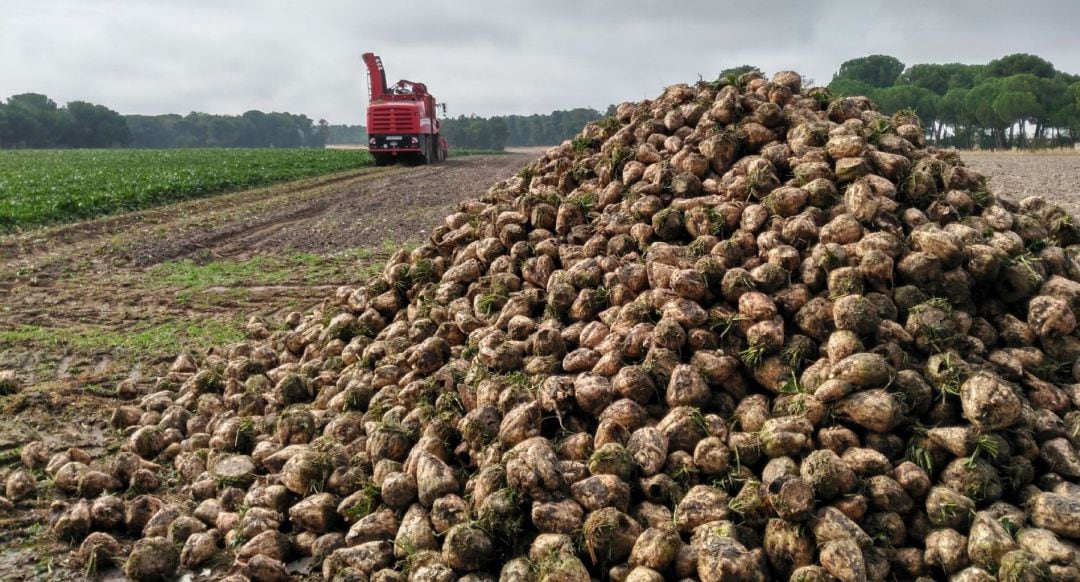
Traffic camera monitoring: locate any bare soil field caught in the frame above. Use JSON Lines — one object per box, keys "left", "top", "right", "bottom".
{"left": 0, "top": 149, "right": 1076, "bottom": 579}
{"left": 963, "top": 150, "right": 1080, "bottom": 214}
{"left": 0, "top": 153, "right": 528, "bottom": 579}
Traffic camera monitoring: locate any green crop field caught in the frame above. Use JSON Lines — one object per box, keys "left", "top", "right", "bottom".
{"left": 0, "top": 148, "right": 374, "bottom": 231}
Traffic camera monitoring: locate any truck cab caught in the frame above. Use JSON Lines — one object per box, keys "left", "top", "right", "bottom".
{"left": 363, "top": 53, "right": 448, "bottom": 165}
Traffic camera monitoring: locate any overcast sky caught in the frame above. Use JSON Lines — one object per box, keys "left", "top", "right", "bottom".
{"left": 2, "top": 0, "right": 1079, "bottom": 124}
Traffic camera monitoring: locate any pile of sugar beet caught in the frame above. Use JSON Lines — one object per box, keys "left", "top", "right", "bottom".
{"left": 14, "top": 70, "right": 1080, "bottom": 582}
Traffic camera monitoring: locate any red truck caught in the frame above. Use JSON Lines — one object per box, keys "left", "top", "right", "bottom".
{"left": 362, "top": 53, "right": 449, "bottom": 166}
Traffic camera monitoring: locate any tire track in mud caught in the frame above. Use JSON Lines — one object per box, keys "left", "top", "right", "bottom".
{"left": 204, "top": 166, "right": 447, "bottom": 260}
{"left": 115, "top": 165, "right": 423, "bottom": 266}
{"left": 120, "top": 155, "right": 527, "bottom": 265}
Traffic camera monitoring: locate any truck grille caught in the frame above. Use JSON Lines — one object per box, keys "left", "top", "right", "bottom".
{"left": 369, "top": 106, "right": 417, "bottom": 132}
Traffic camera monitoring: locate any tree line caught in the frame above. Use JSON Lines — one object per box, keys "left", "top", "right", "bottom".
{"left": 824, "top": 53, "right": 1080, "bottom": 149}
{"left": 438, "top": 108, "right": 618, "bottom": 150}
{"left": 126, "top": 112, "right": 328, "bottom": 148}
{"left": 0, "top": 93, "right": 329, "bottom": 149}
{"left": 0, "top": 95, "right": 610, "bottom": 150}
{"left": 0, "top": 94, "right": 132, "bottom": 148}
{"left": 325, "top": 124, "right": 367, "bottom": 145}
{"left": 4, "top": 53, "right": 1078, "bottom": 150}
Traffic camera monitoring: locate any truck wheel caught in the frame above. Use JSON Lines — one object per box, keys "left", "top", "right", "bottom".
{"left": 420, "top": 136, "right": 431, "bottom": 165}
{"left": 373, "top": 154, "right": 389, "bottom": 167}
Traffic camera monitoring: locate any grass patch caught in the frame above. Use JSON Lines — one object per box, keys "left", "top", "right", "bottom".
{"left": 143, "top": 247, "right": 382, "bottom": 291}
{"left": 148, "top": 257, "right": 295, "bottom": 288}
{"left": 0, "top": 319, "right": 246, "bottom": 358}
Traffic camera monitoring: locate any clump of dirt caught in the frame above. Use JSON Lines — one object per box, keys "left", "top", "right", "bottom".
{"left": 8, "top": 71, "right": 1080, "bottom": 581}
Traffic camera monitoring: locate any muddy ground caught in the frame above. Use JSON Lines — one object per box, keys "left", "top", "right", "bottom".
{"left": 0, "top": 149, "right": 1076, "bottom": 579}
{"left": 0, "top": 153, "right": 529, "bottom": 579}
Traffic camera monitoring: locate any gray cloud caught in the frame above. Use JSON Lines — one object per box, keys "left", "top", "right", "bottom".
{"left": 2, "top": 0, "right": 1078, "bottom": 123}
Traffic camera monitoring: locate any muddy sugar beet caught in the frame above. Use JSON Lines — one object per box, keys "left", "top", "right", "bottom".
{"left": 19, "top": 68, "right": 1080, "bottom": 581}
